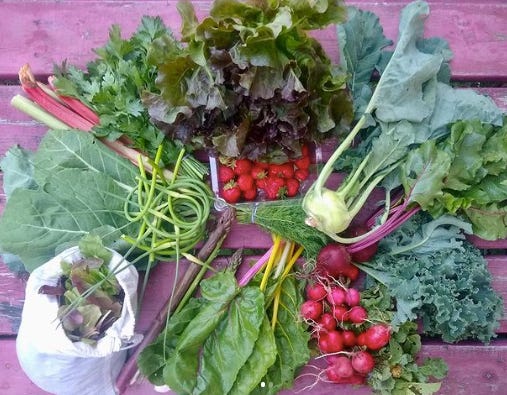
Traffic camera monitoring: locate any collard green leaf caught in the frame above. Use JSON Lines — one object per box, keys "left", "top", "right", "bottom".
{"left": 0, "top": 145, "right": 36, "bottom": 199}
{"left": 32, "top": 129, "right": 137, "bottom": 191}
{"left": 337, "top": 6, "right": 392, "bottom": 115}
{"left": 0, "top": 169, "right": 136, "bottom": 271}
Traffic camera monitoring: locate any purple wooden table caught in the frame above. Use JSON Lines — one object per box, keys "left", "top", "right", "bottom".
{"left": 1, "top": 1, "right": 507, "bottom": 394}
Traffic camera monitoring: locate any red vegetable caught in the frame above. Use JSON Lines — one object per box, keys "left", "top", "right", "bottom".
{"left": 348, "top": 306, "right": 368, "bottom": 324}
{"left": 342, "top": 330, "right": 356, "bottom": 347}
{"left": 364, "top": 324, "right": 391, "bottom": 350}
{"left": 306, "top": 282, "right": 327, "bottom": 301}
{"left": 346, "top": 224, "right": 379, "bottom": 262}
{"left": 351, "top": 350, "right": 375, "bottom": 375}
{"left": 318, "top": 329, "right": 344, "bottom": 353}
{"left": 329, "top": 356, "right": 354, "bottom": 378}
{"left": 345, "top": 287, "right": 361, "bottom": 306}
{"left": 332, "top": 305, "right": 349, "bottom": 322}
{"left": 326, "top": 286, "right": 347, "bottom": 305}
{"left": 316, "top": 243, "right": 355, "bottom": 279}
{"left": 318, "top": 313, "right": 337, "bottom": 332}
{"left": 300, "top": 300, "right": 323, "bottom": 322}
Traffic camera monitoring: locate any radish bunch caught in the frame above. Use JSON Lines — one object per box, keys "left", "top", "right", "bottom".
{"left": 300, "top": 276, "right": 391, "bottom": 385}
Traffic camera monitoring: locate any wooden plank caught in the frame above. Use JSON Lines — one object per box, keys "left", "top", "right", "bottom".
{"left": 1, "top": 336, "right": 506, "bottom": 395}
{"left": 0, "top": 1, "right": 506, "bottom": 81}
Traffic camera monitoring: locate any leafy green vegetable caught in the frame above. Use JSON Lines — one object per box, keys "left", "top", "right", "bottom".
{"left": 401, "top": 118, "right": 507, "bottom": 239}
{"left": 361, "top": 284, "right": 448, "bottom": 395}
{"left": 361, "top": 212, "right": 503, "bottom": 343}
{"left": 53, "top": 16, "right": 184, "bottom": 165}
{"left": 39, "top": 235, "right": 123, "bottom": 344}
{"left": 0, "top": 145, "right": 36, "bottom": 199}
{"left": 250, "top": 276, "right": 310, "bottom": 395}
{"left": 145, "top": 0, "right": 352, "bottom": 162}
{"left": 0, "top": 130, "right": 139, "bottom": 271}
{"left": 138, "top": 270, "right": 309, "bottom": 395}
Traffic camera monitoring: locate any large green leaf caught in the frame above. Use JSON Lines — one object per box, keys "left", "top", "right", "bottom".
{"left": 32, "top": 129, "right": 137, "bottom": 191}
{"left": 0, "top": 168, "right": 136, "bottom": 271}
{"left": 0, "top": 145, "right": 36, "bottom": 199}
{"left": 194, "top": 285, "right": 265, "bottom": 395}
{"left": 251, "top": 276, "right": 310, "bottom": 395}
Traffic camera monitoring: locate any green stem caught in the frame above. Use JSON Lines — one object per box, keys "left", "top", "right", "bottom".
{"left": 11, "top": 94, "right": 69, "bottom": 130}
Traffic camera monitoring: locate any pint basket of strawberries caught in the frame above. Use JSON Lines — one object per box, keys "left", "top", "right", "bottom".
{"left": 209, "top": 144, "right": 320, "bottom": 209}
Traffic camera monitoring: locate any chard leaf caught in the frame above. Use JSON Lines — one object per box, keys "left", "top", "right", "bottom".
{"left": 0, "top": 169, "right": 136, "bottom": 272}
{"left": 251, "top": 276, "right": 310, "bottom": 395}
{"left": 194, "top": 285, "right": 265, "bottom": 395}
{"left": 162, "top": 271, "right": 241, "bottom": 393}
{"left": 229, "top": 316, "right": 277, "bottom": 394}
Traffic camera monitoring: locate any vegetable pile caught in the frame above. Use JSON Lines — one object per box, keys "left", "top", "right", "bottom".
{"left": 0, "top": 0, "right": 506, "bottom": 394}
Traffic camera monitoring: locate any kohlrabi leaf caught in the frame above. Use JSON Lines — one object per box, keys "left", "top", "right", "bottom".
{"left": 337, "top": 6, "right": 392, "bottom": 115}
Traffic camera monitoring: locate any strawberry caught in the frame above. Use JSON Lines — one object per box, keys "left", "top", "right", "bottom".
{"left": 233, "top": 158, "right": 252, "bottom": 175}
{"left": 269, "top": 162, "right": 294, "bottom": 179}
{"left": 251, "top": 165, "right": 267, "bottom": 181}
{"left": 242, "top": 188, "right": 257, "bottom": 201}
{"left": 221, "top": 182, "right": 241, "bottom": 204}
{"left": 237, "top": 173, "right": 255, "bottom": 192}
{"left": 256, "top": 177, "right": 268, "bottom": 190}
{"left": 285, "top": 178, "right": 300, "bottom": 197}
{"left": 218, "top": 165, "right": 235, "bottom": 183}
{"left": 295, "top": 168, "right": 309, "bottom": 181}
{"left": 264, "top": 176, "right": 285, "bottom": 200}
{"left": 294, "top": 155, "right": 311, "bottom": 170}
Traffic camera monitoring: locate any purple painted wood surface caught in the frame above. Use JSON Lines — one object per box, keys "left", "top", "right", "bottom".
{"left": 1, "top": 0, "right": 507, "bottom": 394}
{"left": 0, "top": 1, "right": 506, "bottom": 81}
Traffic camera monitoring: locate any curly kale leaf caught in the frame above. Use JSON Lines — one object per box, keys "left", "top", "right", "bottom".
{"left": 362, "top": 212, "right": 503, "bottom": 343}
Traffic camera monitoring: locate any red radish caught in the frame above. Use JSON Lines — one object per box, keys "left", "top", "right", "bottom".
{"left": 306, "top": 282, "right": 327, "bottom": 301}
{"left": 348, "top": 306, "right": 368, "bottom": 324}
{"left": 329, "top": 356, "right": 354, "bottom": 378}
{"left": 325, "top": 367, "right": 366, "bottom": 384}
{"left": 342, "top": 330, "right": 356, "bottom": 347}
{"left": 326, "top": 286, "right": 347, "bottom": 305}
{"left": 345, "top": 287, "right": 361, "bottom": 306}
{"left": 364, "top": 324, "right": 391, "bottom": 350}
{"left": 318, "top": 330, "right": 344, "bottom": 353}
{"left": 347, "top": 265, "right": 360, "bottom": 281}
{"left": 318, "top": 313, "right": 337, "bottom": 332}
{"left": 356, "top": 332, "right": 367, "bottom": 347}
{"left": 316, "top": 243, "right": 355, "bottom": 279}
{"left": 300, "top": 300, "right": 323, "bottom": 321}
{"left": 351, "top": 350, "right": 375, "bottom": 375}
{"left": 332, "top": 305, "right": 349, "bottom": 322}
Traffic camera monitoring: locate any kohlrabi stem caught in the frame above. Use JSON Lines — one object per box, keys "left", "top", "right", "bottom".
{"left": 314, "top": 114, "right": 368, "bottom": 192}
